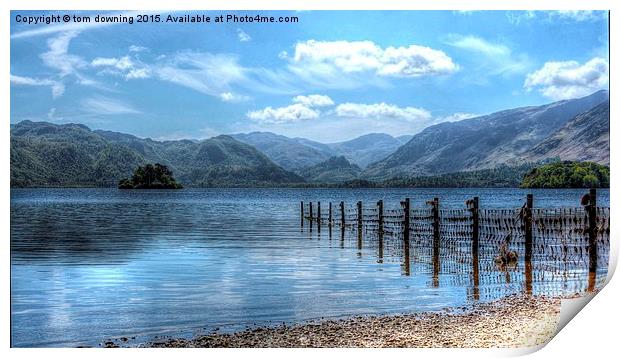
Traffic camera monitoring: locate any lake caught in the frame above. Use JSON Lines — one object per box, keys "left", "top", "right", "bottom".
{"left": 10, "top": 188, "right": 610, "bottom": 347}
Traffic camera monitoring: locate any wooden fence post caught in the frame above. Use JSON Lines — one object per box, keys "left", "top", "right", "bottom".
{"left": 377, "top": 200, "right": 384, "bottom": 234}
{"left": 357, "top": 201, "right": 363, "bottom": 249}
{"left": 357, "top": 201, "right": 363, "bottom": 228}
{"left": 329, "top": 202, "right": 332, "bottom": 227}
{"left": 471, "top": 196, "right": 480, "bottom": 300}
{"left": 377, "top": 200, "right": 384, "bottom": 263}
{"left": 524, "top": 194, "right": 533, "bottom": 262}
{"left": 403, "top": 198, "right": 410, "bottom": 240}
{"left": 317, "top": 202, "right": 322, "bottom": 234}
{"left": 300, "top": 201, "right": 304, "bottom": 228}
{"left": 432, "top": 198, "right": 440, "bottom": 287}
{"left": 340, "top": 201, "right": 345, "bottom": 230}
{"left": 588, "top": 188, "right": 598, "bottom": 274}
{"left": 432, "top": 197, "right": 440, "bottom": 247}
{"left": 309, "top": 201, "right": 314, "bottom": 232}
{"left": 472, "top": 197, "right": 479, "bottom": 257}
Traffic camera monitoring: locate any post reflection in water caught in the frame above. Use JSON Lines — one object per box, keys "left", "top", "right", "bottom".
{"left": 402, "top": 240, "right": 411, "bottom": 276}
{"left": 587, "top": 271, "right": 597, "bottom": 292}
{"left": 377, "top": 232, "right": 384, "bottom": 264}
{"left": 525, "top": 261, "right": 533, "bottom": 295}
{"left": 472, "top": 252, "right": 480, "bottom": 301}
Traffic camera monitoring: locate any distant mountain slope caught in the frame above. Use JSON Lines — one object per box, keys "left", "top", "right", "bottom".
{"left": 364, "top": 90, "right": 609, "bottom": 180}
{"left": 295, "top": 156, "right": 361, "bottom": 183}
{"left": 522, "top": 101, "right": 609, "bottom": 165}
{"left": 11, "top": 121, "right": 303, "bottom": 187}
{"left": 396, "top": 135, "right": 414, "bottom": 143}
{"left": 232, "top": 131, "right": 407, "bottom": 169}
{"left": 231, "top": 132, "right": 335, "bottom": 170}
{"left": 326, "top": 133, "right": 404, "bottom": 168}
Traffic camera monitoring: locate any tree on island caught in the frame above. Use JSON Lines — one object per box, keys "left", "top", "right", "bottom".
{"left": 520, "top": 161, "right": 609, "bottom": 189}
{"left": 118, "top": 163, "right": 183, "bottom": 189}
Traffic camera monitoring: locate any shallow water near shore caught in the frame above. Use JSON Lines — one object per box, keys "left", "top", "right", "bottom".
{"left": 10, "top": 188, "right": 610, "bottom": 347}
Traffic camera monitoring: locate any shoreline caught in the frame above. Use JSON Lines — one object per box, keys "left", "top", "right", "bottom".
{"left": 143, "top": 294, "right": 562, "bottom": 348}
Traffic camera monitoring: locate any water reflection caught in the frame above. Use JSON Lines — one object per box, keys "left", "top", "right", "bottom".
{"left": 11, "top": 188, "right": 609, "bottom": 347}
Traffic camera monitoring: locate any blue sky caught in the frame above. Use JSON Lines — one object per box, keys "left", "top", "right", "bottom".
{"left": 10, "top": 10, "right": 609, "bottom": 142}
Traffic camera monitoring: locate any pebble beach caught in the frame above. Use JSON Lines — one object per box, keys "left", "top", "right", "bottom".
{"left": 144, "top": 294, "right": 562, "bottom": 348}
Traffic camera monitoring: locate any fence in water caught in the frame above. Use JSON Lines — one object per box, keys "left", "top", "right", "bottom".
{"left": 300, "top": 189, "right": 610, "bottom": 299}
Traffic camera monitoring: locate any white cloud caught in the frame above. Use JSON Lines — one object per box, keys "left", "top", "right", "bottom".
{"left": 81, "top": 95, "right": 142, "bottom": 115}
{"left": 292, "top": 94, "right": 334, "bottom": 107}
{"left": 445, "top": 35, "right": 509, "bottom": 57}
{"left": 548, "top": 11, "right": 607, "bottom": 22}
{"left": 219, "top": 92, "right": 250, "bottom": 102}
{"left": 125, "top": 68, "right": 151, "bottom": 79}
{"left": 155, "top": 52, "right": 248, "bottom": 97}
{"left": 435, "top": 112, "right": 478, "bottom": 123}
{"left": 247, "top": 104, "right": 319, "bottom": 124}
{"left": 524, "top": 57, "right": 609, "bottom": 100}
{"left": 444, "top": 34, "right": 530, "bottom": 76}
{"left": 129, "top": 45, "right": 148, "bottom": 52}
{"left": 91, "top": 55, "right": 151, "bottom": 79}
{"left": 10, "top": 74, "right": 65, "bottom": 98}
{"left": 335, "top": 102, "right": 431, "bottom": 122}
{"left": 92, "top": 56, "right": 134, "bottom": 70}
{"left": 506, "top": 10, "right": 607, "bottom": 24}
{"left": 47, "top": 108, "right": 57, "bottom": 120}
{"left": 506, "top": 11, "right": 537, "bottom": 25}
{"left": 237, "top": 28, "right": 251, "bottom": 42}
{"left": 290, "top": 40, "right": 458, "bottom": 78}
{"left": 40, "top": 31, "right": 85, "bottom": 77}
{"left": 246, "top": 94, "right": 334, "bottom": 124}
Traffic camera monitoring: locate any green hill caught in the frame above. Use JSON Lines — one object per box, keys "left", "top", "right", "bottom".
{"left": 296, "top": 156, "right": 361, "bottom": 183}
{"left": 10, "top": 120, "right": 304, "bottom": 187}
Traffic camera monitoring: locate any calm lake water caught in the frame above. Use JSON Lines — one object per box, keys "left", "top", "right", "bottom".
{"left": 10, "top": 188, "right": 610, "bottom": 347}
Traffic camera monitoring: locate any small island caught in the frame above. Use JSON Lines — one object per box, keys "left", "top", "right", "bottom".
{"left": 118, "top": 163, "right": 183, "bottom": 189}
{"left": 520, "top": 161, "right": 609, "bottom": 189}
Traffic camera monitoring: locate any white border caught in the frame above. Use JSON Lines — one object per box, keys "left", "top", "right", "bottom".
{"left": 2, "top": 1, "right": 617, "bottom": 357}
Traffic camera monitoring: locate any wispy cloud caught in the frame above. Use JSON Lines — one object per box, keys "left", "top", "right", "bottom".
{"left": 10, "top": 74, "right": 65, "bottom": 98}
{"left": 129, "top": 45, "right": 148, "bottom": 52}
{"left": 524, "top": 57, "right": 609, "bottom": 100}
{"left": 40, "top": 31, "right": 85, "bottom": 77}
{"left": 444, "top": 34, "right": 530, "bottom": 77}
{"left": 91, "top": 55, "right": 152, "bottom": 80}
{"left": 219, "top": 92, "right": 250, "bottom": 102}
{"left": 237, "top": 28, "right": 251, "bottom": 42}
{"left": 81, "top": 95, "right": 142, "bottom": 115}
{"left": 445, "top": 34, "right": 509, "bottom": 57}
{"left": 506, "top": 10, "right": 608, "bottom": 25}
{"left": 434, "top": 112, "right": 478, "bottom": 124}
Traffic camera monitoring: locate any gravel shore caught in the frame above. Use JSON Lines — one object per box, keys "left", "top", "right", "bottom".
{"left": 146, "top": 294, "right": 561, "bottom": 348}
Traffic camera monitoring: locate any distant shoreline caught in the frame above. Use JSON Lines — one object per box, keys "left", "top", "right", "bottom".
{"left": 10, "top": 185, "right": 608, "bottom": 189}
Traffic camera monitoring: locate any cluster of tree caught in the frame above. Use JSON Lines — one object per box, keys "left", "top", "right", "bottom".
{"left": 283, "top": 165, "right": 536, "bottom": 188}
{"left": 118, "top": 163, "right": 183, "bottom": 189}
{"left": 520, "top": 161, "right": 609, "bottom": 188}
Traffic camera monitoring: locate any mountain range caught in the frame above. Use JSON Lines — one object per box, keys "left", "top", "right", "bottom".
{"left": 363, "top": 90, "right": 609, "bottom": 180}
{"left": 231, "top": 132, "right": 408, "bottom": 170}
{"left": 11, "top": 121, "right": 302, "bottom": 187}
{"left": 10, "top": 90, "right": 609, "bottom": 187}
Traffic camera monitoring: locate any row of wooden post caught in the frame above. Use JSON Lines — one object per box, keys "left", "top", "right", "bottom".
{"left": 301, "top": 188, "right": 599, "bottom": 277}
